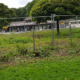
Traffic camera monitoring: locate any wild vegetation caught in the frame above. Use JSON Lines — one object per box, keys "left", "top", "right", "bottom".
{"left": 0, "top": 28, "right": 80, "bottom": 79}
{"left": 0, "top": 3, "right": 16, "bottom": 28}
{"left": 0, "top": 28, "right": 80, "bottom": 60}
{"left": 1, "top": 0, "right": 80, "bottom": 79}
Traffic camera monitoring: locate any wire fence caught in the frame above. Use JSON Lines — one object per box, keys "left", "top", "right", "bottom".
{"left": 0, "top": 14, "right": 80, "bottom": 55}
{"left": 1, "top": 15, "right": 80, "bottom": 80}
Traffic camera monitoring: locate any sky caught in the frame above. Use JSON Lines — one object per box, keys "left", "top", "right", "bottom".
{"left": 0, "top": 0, "right": 33, "bottom": 8}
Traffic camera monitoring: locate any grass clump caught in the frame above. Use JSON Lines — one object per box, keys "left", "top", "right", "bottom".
{"left": 0, "top": 55, "right": 9, "bottom": 62}
{"left": 67, "top": 48, "right": 77, "bottom": 55}
{"left": 16, "top": 44, "right": 28, "bottom": 55}
{"left": 33, "top": 49, "right": 51, "bottom": 57}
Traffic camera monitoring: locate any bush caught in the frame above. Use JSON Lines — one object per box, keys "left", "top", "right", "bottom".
{"left": 33, "top": 49, "right": 51, "bottom": 57}
{"left": 16, "top": 44, "right": 28, "bottom": 55}
{"left": 67, "top": 48, "right": 77, "bottom": 55}
{"left": 0, "top": 55, "right": 9, "bottom": 62}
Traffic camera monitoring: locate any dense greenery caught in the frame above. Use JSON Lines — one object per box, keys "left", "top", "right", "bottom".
{"left": 0, "top": 28, "right": 80, "bottom": 79}
{"left": 30, "top": 0, "right": 80, "bottom": 34}
{"left": 0, "top": 28, "right": 80, "bottom": 53}
{"left": 0, "top": 3, "right": 16, "bottom": 29}
{"left": 0, "top": 0, "right": 38, "bottom": 28}
{"left": 25, "top": 0, "right": 39, "bottom": 17}
{"left": 11, "top": 7, "right": 27, "bottom": 17}
{"left": 0, "top": 28, "right": 80, "bottom": 57}
{"left": 11, "top": 0, "right": 38, "bottom": 19}
{"left": 11, "top": 7, "right": 27, "bottom": 21}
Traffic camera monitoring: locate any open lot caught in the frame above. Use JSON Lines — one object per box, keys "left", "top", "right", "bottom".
{"left": 0, "top": 28, "right": 80, "bottom": 79}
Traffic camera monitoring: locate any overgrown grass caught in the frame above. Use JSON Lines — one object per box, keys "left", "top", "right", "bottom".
{"left": 0, "top": 28, "right": 80, "bottom": 79}
{"left": 0, "top": 28, "right": 80, "bottom": 57}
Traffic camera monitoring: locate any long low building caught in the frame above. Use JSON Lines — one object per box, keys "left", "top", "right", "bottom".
{"left": 4, "top": 17, "right": 78, "bottom": 32}
{"left": 7, "top": 18, "right": 54, "bottom": 32}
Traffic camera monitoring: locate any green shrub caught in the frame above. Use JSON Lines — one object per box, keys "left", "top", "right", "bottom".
{"left": 33, "top": 49, "right": 51, "bottom": 57}
{"left": 40, "top": 50, "right": 51, "bottom": 57}
{"left": 16, "top": 44, "right": 28, "bottom": 55}
{"left": 0, "top": 55, "right": 9, "bottom": 62}
{"left": 67, "top": 48, "right": 77, "bottom": 55}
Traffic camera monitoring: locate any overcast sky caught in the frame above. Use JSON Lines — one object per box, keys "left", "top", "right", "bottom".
{"left": 0, "top": 0, "right": 33, "bottom": 8}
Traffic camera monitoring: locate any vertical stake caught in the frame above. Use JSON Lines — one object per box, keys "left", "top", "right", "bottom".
{"left": 51, "top": 14, "right": 55, "bottom": 49}
{"left": 33, "top": 26, "right": 35, "bottom": 51}
{"left": 69, "top": 22, "right": 72, "bottom": 46}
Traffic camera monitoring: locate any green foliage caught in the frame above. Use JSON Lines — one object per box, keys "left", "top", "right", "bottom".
{"left": 1, "top": 28, "right": 80, "bottom": 80}
{"left": 30, "top": 0, "right": 80, "bottom": 34}
{"left": 0, "top": 54, "right": 9, "bottom": 62}
{"left": 40, "top": 49, "right": 51, "bottom": 57}
{"left": 30, "top": 0, "right": 80, "bottom": 23}
{"left": 11, "top": 7, "right": 27, "bottom": 21}
{"left": 0, "top": 3, "right": 16, "bottom": 29}
{"left": 0, "top": 51, "right": 14, "bottom": 62}
{"left": 33, "top": 49, "right": 51, "bottom": 57}
{"left": 55, "top": 7, "right": 65, "bottom": 15}
{"left": 8, "top": 37, "right": 32, "bottom": 44}
{"left": 16, "top": 44, "right": 28, "bottom": 55}
{"left": 11, "top": 0, "right": 39, "bottom": 18}
{"left": 0, "top": 28, "right": 80, "bottom": 61}
{"left": 25, "top": 0, "right": 39, "bottom": 17}
{"left": 67, "top": 48, "right": 77, "bottom": 55}
{"left": 0, "top": 37, "right": 32, "bottom": 45}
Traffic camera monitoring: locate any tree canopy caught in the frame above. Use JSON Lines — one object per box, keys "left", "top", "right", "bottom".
{"left": 25, "top": 0, "right": 39, "bottom": 17}
{"left": 11, "top": 0, "right": 38, "bottom": 21}
{"left": 11, "top": 7, "right": 27, "bottom": 17}
{"left": 11, "top": 0, "right": 39, "bottom": 17}
{"left": 0, "top": 3, "right": 16, "bottom": 29}
{"left": 30, "top": 0, "right": 80, "bottom": 34}
{"left": 11, "top": 7, "right": 27, "bottom": 21}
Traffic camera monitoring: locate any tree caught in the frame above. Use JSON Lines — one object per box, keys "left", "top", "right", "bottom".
{"left": 0, "top": 3, "right": 16, "bottom": 29}
{"left": 25, "top": 0, "right": 39, "bottom": 17}
{"left": 12, "top": 7, "right": 27, "bottom": 17}
{"left": 11, "top": 0, "right": 39, "bottom": 21}
{"left": 30, "top": 0, "right": 80, "bottom": 34}
{"left": 11, "top": 7, "right": 27, "bottom": 21}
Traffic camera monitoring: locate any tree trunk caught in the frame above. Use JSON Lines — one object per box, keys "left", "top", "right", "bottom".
{"left": 57, "top": 20, "right": 60, "bottom": 34}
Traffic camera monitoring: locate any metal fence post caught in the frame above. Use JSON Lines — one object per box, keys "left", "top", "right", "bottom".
{"left": 69, "top": 22, "right": 72, "bottom": 46}
{"left": 51, "top": 14, "right": 55, "bottom": 49}
{"left": 33, "top": 26, "right": 35, "bottom": 51}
